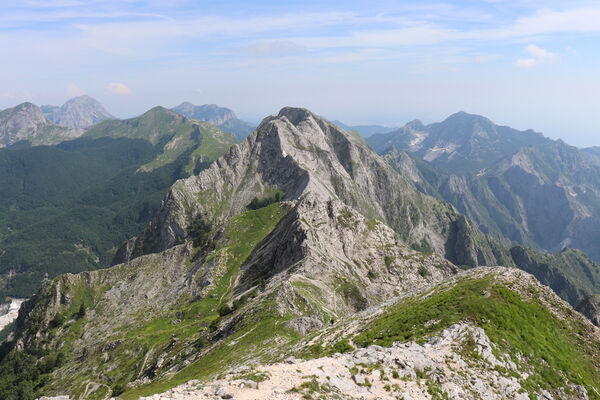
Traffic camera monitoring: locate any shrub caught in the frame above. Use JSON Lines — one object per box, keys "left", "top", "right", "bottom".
{"left": 331, "top": 338, "right": 355, "bottom": 354}
{"left": 384, "top": 255, "right": 394, "bottom": 268}
{"left": 187, "top": 213, "right": 212, "bottom": 247}
{"left": 49, "top": 313, "right": 65, "bottom": 328}
{"left": 112, "top": 383, "right": 126, "bottom": 396}
{"left": 247, "top": 190, "right": 284, "bottom": 210}
{"left": 209, "top": 319, "right": 220, "bottom": 332}
{"left": 76, "top": 303, "right": 86, "bottom": 319}
{"left": 217, "top": 304, "right": 233, "bottom": 317}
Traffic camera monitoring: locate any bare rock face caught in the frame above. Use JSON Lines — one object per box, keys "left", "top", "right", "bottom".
{"left": 577, "top": 295, "right": 600, "bottom": 326}
{"left": 42, "top": 95, "right": 114, "bottom": 128}
{"left": 0, "top": 102, "right": 83, "bottom": 147}
{"left": 129, "top": 107, "right": 504, "bottom": 268}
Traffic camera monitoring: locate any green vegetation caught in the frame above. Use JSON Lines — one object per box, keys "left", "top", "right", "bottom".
{"left": 247, "top": 189, "right": 284, "bottom": 210}
{"left": 511, "top": 246, "right": 600, "bottom": 306}
{"left": 0, "top": 114, "right": 237, "bottom": 298}
{"left": 411, "top": 238, "right": 433, "bottom": 254}
{"left": 187, "top": 213, "right": 213, "bottom": 248}
{"left": 354, "top": 276, "right": 600, "bottom": 397}
{"left": 0, "top": 202, "right": 291, "bottom": 399}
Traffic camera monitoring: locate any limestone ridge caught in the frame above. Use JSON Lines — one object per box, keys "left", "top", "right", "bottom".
{"left": 123, "top": 107, "right": 506, "bottom": 267}
{"left": 0, "top": 102, "right": 83, "bottom": 147}
{"left": 41, "top": 95, "right": 114, "bottom": 128}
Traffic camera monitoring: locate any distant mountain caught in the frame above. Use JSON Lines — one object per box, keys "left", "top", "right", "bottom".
{"left": 41, "top": 95, "right": 114, "bottom": 128}
{"left": 85, "top": 106, "right": 238, "bottom": 172}
{"left": 377, "top": 113, "right": 600, "bottom": 268}
{"left": 368, "top": 111, "right": 547, "bottom": 173}
{"left": 0, "top": 106, "right": 238, "bottom": 298}
{"left": 582, "top": 146, "right": 600, "bottom": 166}
{"left": 332, "top": 120, "right": 397, "bottom": 137}
{"left": 172, "top": 102, "right": 255, "bottom": 140}
{"left": 0, "top": 102, "right": 83, "bottom": 148}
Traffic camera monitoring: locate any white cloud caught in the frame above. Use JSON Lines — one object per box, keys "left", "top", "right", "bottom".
{"left": 107, "top": 82, "right": 132, "bottom": 95}
{"left": 515, "top": 44, "right": 557, "bottom": 68}
{"left": 66, "top": 83, "right": 85, "bottom": 97}
{"left": 240, "top": 40, "right": 306, "bottom": 56}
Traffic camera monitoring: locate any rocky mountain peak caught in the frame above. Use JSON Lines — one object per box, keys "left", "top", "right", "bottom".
{"left": 0, "top": 102, "right": 84, "bottom": 147}
{"left": 42, "top": 95, "right": 113, "bottom": 128}
{"left": 404, "top": 119, "right": 425, "bottom": 129}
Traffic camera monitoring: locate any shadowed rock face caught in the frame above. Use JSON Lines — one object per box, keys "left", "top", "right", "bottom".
{"left": 578, "top": 295, "right": 600, "bottom": 326}
{"left": 42, "top": 95, "right": 114, "bottom": 128}
{"left": 383, "top": 135, "right": 600, "bottom": 266}
{"left": 0, "top": 102, "right": 83, "bottom": 147}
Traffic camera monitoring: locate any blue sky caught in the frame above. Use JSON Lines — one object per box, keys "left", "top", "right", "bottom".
{"left": 1, "top": 1, "right": 599, "bottom": 146}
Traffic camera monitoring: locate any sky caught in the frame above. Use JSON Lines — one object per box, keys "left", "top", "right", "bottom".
{"left": 0, "top": 1, "right": 599, "bottom": 147}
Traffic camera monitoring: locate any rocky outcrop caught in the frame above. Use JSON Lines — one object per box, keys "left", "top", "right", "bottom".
{"left": 0, "top": 102, "right": 83, "bottom": 147}
{"left": 139, "top": 324, "right": 538, "bottom": 400}
{"left": 0, "top": 298, "right": 25, "bottom": 332}
{"left": 42, "top": 95, "right": 114, "bottom": 128}
{"left": 577, "top": 295, "right": 600, "bottom": 326}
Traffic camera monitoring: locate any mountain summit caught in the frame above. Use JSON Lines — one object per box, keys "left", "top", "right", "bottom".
{"left": 368, "top": 111, "right": 547, "bottom": 173}
{"left": 42, "top": 95, "right": 114, "bottom": 128}
{"left": 172, "top": 102, "right": 255, "bottom": 140}
{"left": 0, "top": 102, "right": 83, "bottom": 147}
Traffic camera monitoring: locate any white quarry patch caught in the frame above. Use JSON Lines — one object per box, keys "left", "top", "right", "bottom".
{"left": 0, "top": 298, "right": 25, "bottom": 331}
{"left": 139, "top": 323, "right": 533, "bottom": 400}
{"left": 408, "top": 131, "right": 427, "bottom": 147}
{"left": 423, "top": 143, "right": 459, "bottom": 162}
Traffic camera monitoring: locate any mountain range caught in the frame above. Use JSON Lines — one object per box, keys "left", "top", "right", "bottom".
{"left": 1, "top": 107, "right": 600, "bottom": 399}
{"left": 0, "top": 102, "right": 83, "bottom": 148}
{"left": 172, "top": 102, "right": 255, "bottom": 140}
{"left": 331, "top": 120, "right": 397, "bottom": 137}
{"left": 369, "top": 112, "right": 600, "bottom": 266}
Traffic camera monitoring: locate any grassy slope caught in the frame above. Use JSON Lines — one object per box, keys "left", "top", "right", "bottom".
{"left": 121, "top": 202, "right": 294, "bottom": 398}
{"left": 0, "top": 115, "right": 237, "bottom": 298}
{"left": 353, "top": 273, "right": 600, "bottom": 398}
{"left": 0, "top": 203, "right": 292, "bottom": 399}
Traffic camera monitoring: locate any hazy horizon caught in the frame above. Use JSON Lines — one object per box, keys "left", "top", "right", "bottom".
{"left": 1, "top": 1, "right": 599, "bottom": 146}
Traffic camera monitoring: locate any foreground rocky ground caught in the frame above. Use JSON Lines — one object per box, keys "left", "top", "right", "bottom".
{"left": 138, "top": 323, "right": 580, "bottom": 400}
